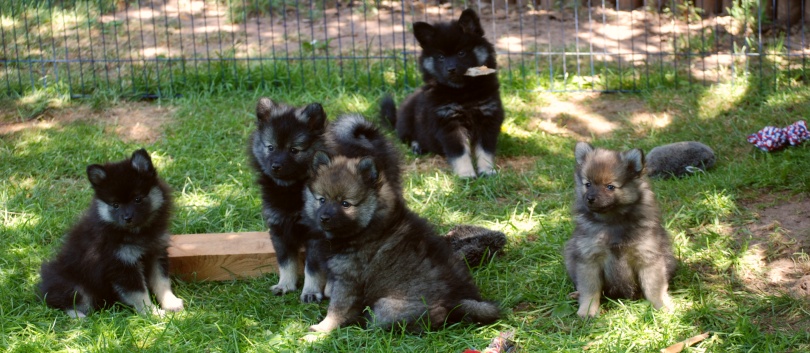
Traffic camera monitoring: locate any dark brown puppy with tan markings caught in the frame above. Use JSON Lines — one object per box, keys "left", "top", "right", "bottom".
{"left": 565, "top": 142, "right": 677, "bottom": 318}
{"left": 304, "top": 114, "right": 499, "bottom": 332}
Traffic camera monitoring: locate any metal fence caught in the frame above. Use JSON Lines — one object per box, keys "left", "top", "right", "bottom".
{"left": 1, "top": 0, "right": 809, "bottom": 98}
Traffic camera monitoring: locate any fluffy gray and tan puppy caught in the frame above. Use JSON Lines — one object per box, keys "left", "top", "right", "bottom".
{"left": 304, "top": 114, "right": 499, "bottom": 332}
{"left": 564, "top": 142, "right": 677, "bottom": 318}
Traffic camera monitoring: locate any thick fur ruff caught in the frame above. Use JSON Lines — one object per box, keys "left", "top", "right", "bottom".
{"left": 564, "top": 142, "right": 677, "bottom": 318}
{"left": 248, "top": 97, "right": 329, "bottom": 303}
{"left": 304, "top": 115, "right": 499, "bottom": 332}
{"left": 380, "top": 8, "right": 504, "bottom": 178}
{"left": 38, "top": 149, "right": 183, "bottom": 317}
{"left": 646, "top": 141, "right": 716, "bottom": 179}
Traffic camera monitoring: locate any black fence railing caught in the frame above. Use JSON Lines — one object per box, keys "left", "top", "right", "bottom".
{"left": 1, "top": 0, "right": 809, "bottom": 98}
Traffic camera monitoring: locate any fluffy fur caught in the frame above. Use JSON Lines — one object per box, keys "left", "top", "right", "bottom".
{"left": 444, "top": 225, "right": 506, "bottom": 267}
{"left": 304, "top": 114, "right": 499, "bottom": 332}
{"left": 646, "top": 141, "right": 716, "bottom": 179}
{"left": 380, "top": 8, "right": 504, "bottom": 178}
{"left": 248, "top": 97, "right": 328, "bottom": 303}
{"left": 564, "top": 142, "right": 677, "bottom": 318}
{"left": 38, "top": 149, "right": 183, "bottom": 318}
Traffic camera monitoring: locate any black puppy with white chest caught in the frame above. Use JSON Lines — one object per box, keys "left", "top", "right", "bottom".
{"left": 39, "top": 149, "right": 184, "bottom": 318}
{"left": 381, "top": 8, "right": 504, "bottom": 178}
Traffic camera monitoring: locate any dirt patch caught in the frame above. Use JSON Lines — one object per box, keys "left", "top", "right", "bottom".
{"left": 0, "top": 102, "right": 174, "bottom": 143}
{"left": 735, "top": 192, "right": 810, "bottom": 300}
{"left": 529, "top": 93, "right": 667, "bottom": 138}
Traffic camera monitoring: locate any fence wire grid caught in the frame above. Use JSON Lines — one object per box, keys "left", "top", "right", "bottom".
{"left": 2, "top": 0, "right": 810, "bottom": 98}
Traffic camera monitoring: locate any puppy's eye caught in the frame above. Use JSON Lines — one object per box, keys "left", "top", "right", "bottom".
{"left": 290, "top": 147, "right": 300, "bottom": 155}
{"left": 458, "top": 50, "right": 466, "bottom": 57}
{"left": 318, "top": 197, "right": 325, "bottom": 204}
{"left": 340, "top": 201, "right": 352, "bottom": 208}
{"left": 437, "top": 54, "right": 444, "bottom": 61}
{"left": 112, "top": 203, "right": 120, "bottom": 209}
{"left": 606, "top": 185, "right": 616, "bottom": 191}
{"left": 266, "top": 145, "right": 275, "bottom": 152}
{"left": 134, "top": 197, "right": 143, "bottom": 204}
{"left": 584, "top": 182, "right": 591, "bottom": 188}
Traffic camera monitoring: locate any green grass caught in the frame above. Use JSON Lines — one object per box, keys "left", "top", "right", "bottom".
{"left": 2, "top": 71, "right": 810, "bottom": 352}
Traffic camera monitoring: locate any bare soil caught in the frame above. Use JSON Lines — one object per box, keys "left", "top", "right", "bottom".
{"left": 0, "top": 101, "right": 173, "bottom": 143}
{"left": 736, "top": 192, "right": 810, "bottom": 300}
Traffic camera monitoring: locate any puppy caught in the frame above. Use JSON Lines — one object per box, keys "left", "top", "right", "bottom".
{"left": 564, "top": 142, "right": 677, "bottom": 318}
{"left": 380, "top": 8, "right": 504, "bottom": 178}
{"left": 248, "top": 97, "right": 328, "bottom": 302}
{"left": 305, "top": 114, "right": 500, "bottom": 332}
{"left": 39, "top": 149, "right": 183, "bottom": 317}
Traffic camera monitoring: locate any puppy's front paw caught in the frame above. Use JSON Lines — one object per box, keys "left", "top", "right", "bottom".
{"left": 309, "top": 317, "right": 339, "bottom": 332}
{"left": 576, "top": 305, "right": 599, "bottom": 318}
{"left": 300, "top": 291, "right": 324, "bottom": 303}
{"left": 309, "top": 323, "right": 334, "bottom": 333}
{"left": 161, "top": 295, "right": 184, "bottom": 312}
{"left": 271, "top": 283, "right": 296, "bottom": 296}
{"left": 477, "top": 168, "right": 497, "bottom": 177}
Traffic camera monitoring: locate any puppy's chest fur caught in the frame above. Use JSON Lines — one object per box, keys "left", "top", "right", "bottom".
{"left": 432, "top": 94, "right": 501, "bottom": 122}
{"left": 258, "top": 177, "right": 307, "bottom": 225}
{"left": 578, "top": 223, "right": 662, "bottom": 265}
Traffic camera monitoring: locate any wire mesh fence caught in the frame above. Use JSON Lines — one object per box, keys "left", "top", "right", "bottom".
{"left": 1, "top": 0, "right": 809, "bottom": 98}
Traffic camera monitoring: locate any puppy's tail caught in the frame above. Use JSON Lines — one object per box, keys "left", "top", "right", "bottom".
{"left": 379, "top": 95, "right": 397, "bottom": 129}
{"left": 459, "top": 299, "right": 500, "bottom": 324}
{"left": 328, "top": 113, "right": 403, "bottom": 189}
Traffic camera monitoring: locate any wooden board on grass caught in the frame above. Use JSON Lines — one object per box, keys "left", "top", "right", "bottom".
{"left": 168, "top": 231, "right": 303, "bottom": 282}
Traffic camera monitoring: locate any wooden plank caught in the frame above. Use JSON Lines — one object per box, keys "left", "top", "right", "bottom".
{"left": 168, "top": 231, "right": 303, "bottom": 281}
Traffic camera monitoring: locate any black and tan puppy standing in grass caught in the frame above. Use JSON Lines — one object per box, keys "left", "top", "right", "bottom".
{"left": 380, "top": 8, "right": 504, "bottom": 178}
{"left": 39, "top": 149, "right": 183, "bottom": 318}
{"left": 565, "top": 142, "right": 677, "bottom": 318}
{"left": 304, "top": 114, "right": 500, "bottom": 332}
{"left": 248, "top": 97, "right": 329, "bottom": 303}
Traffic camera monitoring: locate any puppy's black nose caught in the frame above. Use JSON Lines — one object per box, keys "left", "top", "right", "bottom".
{"left": 271, "top": 163, "right": 281, "bottom": 171}
{"left": 586, "top": 197, "right": 595, "bottom": 204}
{"left": 123, "top": 215, "right": 133, "bottom": 223}
{"left": 320, "top": 215, "right": 330, "bottom": 223}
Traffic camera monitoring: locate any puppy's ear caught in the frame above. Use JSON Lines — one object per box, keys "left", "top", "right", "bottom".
{"left": 299, "top": 103, "right": 327, "bottom": 132}
{"left": 256, "top": 97, "right": 280, "bottom": 123}
{"left": 87, "top": 164, "right": 107, "bottom": 187}
{"left": 413, "top": 22, "right": 436, "bottom": 48}
{"left": 312, "top": 151, "right": 332, "bottom": 173}
{"left": 622, "top": 148, "right": 645, "bottom": 176}
{"left": 131, "top": 149, "right": 156, "bottom": 176}
{"left": 574, "top": 142, "right": 594, "bottom": 166}
{"left": 458, "top": 8, "right": 484, "bottom": 37}
{"left": 356, "top": 157, "right": 379, "bottom": 186}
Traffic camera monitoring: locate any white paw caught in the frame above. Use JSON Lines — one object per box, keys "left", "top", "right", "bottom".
{"left": 309, "top": 322, "right": 335, "bottom": 333}
{"left": 576, "top": 302, "right": 600, "bottom": 318}
{"left": 65, "top": 309, "right": 87, "bottom": 319}
{"left": 309, "top": 317, "right": 339, "bottom": 332}
{"left": 271, "top": 282, "right": 296, "bottom": 295}
{"left": 300, "top": 291, "right": 324, "bottom": 303}
{"left": 477, "top": 168, "right": 497, "bottom": 177}
{"left": 161, "top": 296, "right": 185, "bottom": 312}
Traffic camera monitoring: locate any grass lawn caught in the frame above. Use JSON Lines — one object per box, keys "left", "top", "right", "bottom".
{"left": 2, "top": 77, "right": 810, "bottom": 352}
